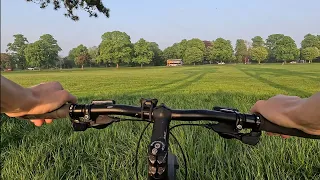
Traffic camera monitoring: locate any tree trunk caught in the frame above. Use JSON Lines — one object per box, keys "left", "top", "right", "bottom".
{"left": 258, "top": 61, "right": 260, "bottom": 64}
{"left": 193, "top": 63, "right": 195, "bottom": 66}
{"left": 116, "top": 63, "right": 119, "bottom": 68}
{"left": 81, "top": 65, "right": 84, "bottom": 69}
{"left": 141, "top": 64, "right": 143, "bottom": 68}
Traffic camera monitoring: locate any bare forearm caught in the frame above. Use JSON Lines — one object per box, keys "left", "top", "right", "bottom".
{"left": 1, "top": 75, "right": 35, "bottom": 113}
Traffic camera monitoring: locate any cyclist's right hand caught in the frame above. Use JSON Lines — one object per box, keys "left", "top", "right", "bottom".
{"left": 250, "top": 93, "right": 320, "bottom": 136}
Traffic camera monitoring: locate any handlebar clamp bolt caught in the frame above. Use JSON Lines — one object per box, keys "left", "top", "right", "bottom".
{"left": 237, "top": 124, "right": 243, "bottom": 130}
{"left": 84, "top": 115, "right": 90, "bottom": 121}
{"left": 154, "top": 143, "right": 161, "bottom": 149}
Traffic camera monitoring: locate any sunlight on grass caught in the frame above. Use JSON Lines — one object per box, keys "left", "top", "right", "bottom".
{"left": 1, "top": 64, "right": 320, "bottom": 180}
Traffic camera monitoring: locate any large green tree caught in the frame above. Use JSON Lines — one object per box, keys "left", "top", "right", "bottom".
{"left": 24, "top": 40, "right": 47, "bottom": 68}
{"left": 24, "top": 34, "right": 61, "bottom": 68}
{"left": 273, "top": 36, "right": 299, "bottom": 63}
{"left": 184, "top": 38, "right": 205, "bottom": 63}
{"left": 40, "top": 34, "right": 62, "bottom": 67}
{"left": 252, "top": 36, "right": 264, "bottom": 48}
{"left": 301, "top": 47, "right": 319, "bottom": 63}
{"left": 208, "top": 38, "right": 233, "bottom": 63}
{"left": 250, "top": 47, "right": 268, "bottom": 64}
{"left": 265, "top": 34, "right": 285, "bottom": 61}
{"left": 97, "top": 31, "right": 133, "bottom": 68}
{"left": 183, "top": 47, "right": 203, "bottom": 65}
{"left": 235, "top": 39, "right": 248, "bottom": 63}
{"left": 301, "top": 34, "right": 320, "bottom": 49}
{"left": 6, "top": 34, "right": 29, "bottom": 69}
{"left": 133, "top": 38, "right": 154, "bottom": 67}
{"left": 26, "top": 0, "right": 110, "bottom": 21}
{"left": 186, "top": 38, "right": 205, "bottom": 53}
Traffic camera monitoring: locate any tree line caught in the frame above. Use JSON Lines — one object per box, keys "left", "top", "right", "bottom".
{"left": 1, "top": 31, "right": 320, "bottom": 70}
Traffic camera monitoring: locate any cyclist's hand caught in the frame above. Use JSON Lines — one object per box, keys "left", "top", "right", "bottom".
{"left": 5, "top": 82, "right": 77, "bottom": 126}
{"left": 250, "top": 94, "right": 303, "bottom": 138}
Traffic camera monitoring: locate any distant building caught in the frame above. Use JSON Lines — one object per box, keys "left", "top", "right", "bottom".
{"left": 167, "top": 59, "right": 183, "bottom": 66}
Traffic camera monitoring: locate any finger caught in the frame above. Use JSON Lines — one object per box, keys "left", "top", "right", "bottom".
{"left": 250, "top": 100, "right": 265, "bottom": 113}
{"left": 58, "top": 90, "right": 77, "bottom": 104}
{"left": 45, "top": 119, "right": 53, "bottom": 124}
{"left": 30, "top": 119, "right": 44, "bottom": 126}
{"left": 281, "top": 135, "right": 291, "bottom": 139}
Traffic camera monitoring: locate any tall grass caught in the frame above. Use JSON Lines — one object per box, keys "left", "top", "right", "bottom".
{"left": 1, "top": 64, "right": 320, "bottom": 180}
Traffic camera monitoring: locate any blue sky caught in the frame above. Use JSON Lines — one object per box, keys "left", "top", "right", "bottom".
{"left": 1, "top": 0, "right": 320, "bottom": 56}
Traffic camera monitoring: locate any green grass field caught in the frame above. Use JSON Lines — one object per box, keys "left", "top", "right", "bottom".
{"left": 1, "top": 64, "right": 320, "bottom": 180}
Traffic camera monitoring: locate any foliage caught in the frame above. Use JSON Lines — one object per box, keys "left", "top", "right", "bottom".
{"left": 24, "top": 34, "right": 61, "bottom": 68}
{"left": 265, "top": 34, "right": 285, "bottom": 61}
{"left": 69, "top": 44, "right": 90, "bottom": 68}
{"left": 97, "top": 31, "right": 133, "bottom": 68}
{"left": 88, "top": 46, "right": 99, "bottom": 66}
{"left": 301, "top": 47, "right": 319, "bottom": 63}
{"left": 149, "top": 42, "right": 164, "bottom": 66}
{"left": 208, "top": 38, "right": 233, "bottom": 62}
{"left": 6, "top": 34, "right": 29, "bottom": 69}
{"left": 163, "top": 44, "right": 180, "bottom": 60}
{"left": 273, "top": 36, "right": 300, "bottom": 62}
{"left": 183, "top": 47, "right": 203, "bottom": 65}
{"left": 26, "top": 0, "right": 110, "bottom": 21}
{"left": 235, "top": 39, "right": 248, "bottom": 63}
{"left": 250, "top": 47, "right": 268, "bottom": 64}
{"left": 301, "top": 34, "right": 320, "bottom": 49}
{"left": 133, "top": 38, "right": 154, "bottom": 67}
{"left": 251, "top": 36, "right": 264, "bottom": 48}
{"left": 0, "top": 53, "right": 13, "bottom": 69}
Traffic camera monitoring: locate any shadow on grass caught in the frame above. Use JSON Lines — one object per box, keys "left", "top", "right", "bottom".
{"left": 153, "top": 72, "right": 208, "bottom": 94}
{"left": 127, "top": 72, "right": 201, "bottom": 95}
{"left": 245, "top": 67, "right": 319, "bottom": 81}
{"left": 234, "top": 66, "right": 312, "bottom": 96}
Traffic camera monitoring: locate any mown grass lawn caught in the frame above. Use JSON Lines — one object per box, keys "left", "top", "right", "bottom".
{"left": 1, "top": 64, "right": 320, "bottom": 180}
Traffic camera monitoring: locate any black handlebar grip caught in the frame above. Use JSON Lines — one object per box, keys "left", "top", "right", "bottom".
{"left": 257, "top": 114, "right": 320, "bottom": 139}
{"left": 18, "top": 104, "right": 71, "bottom": 120}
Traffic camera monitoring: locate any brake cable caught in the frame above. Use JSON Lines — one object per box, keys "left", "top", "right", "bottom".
{"left": 135, "top": 122, "right": 152, "bottom": 180}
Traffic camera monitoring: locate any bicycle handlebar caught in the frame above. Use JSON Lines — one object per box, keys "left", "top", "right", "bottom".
{"left": 21, "top": 102, "right": 320, "bottom": 140}
{"left": 19, "top": 99, "right": 319, "bottom": 180}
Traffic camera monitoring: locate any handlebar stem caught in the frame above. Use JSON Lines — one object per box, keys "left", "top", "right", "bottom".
{"left": 148, "top": 104, "right": 172, "bottom": 180}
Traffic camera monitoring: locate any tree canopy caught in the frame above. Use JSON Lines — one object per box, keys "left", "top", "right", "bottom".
{"left": 69, "top": 44, "right": 90, "bottom": 69}
{"left": 273, "top": 36, "right": 299, "bottom": 63}
{"left": 235, "top": 39, "right": 248, "bottom": 63}
{"left": 208, "top": 38, "right": 233, "bottom": 62}
{"left": 133, "top": 38, "right": 154, "bottom": 67}
{"left": 301, "top": 34, "right": 320, "bottom": 49}
{"left": 183, "top": 47, "right": 204, "bottom": 65}
{"left": 1, "top": 53, "right": 12, "bottom": 69}
{"left": 26, "top": 0, "right": 110, "bottom": 21}
{"left": 252, "top": 36, "right": 264, "bottom": 48}
{"left": 250, "top": 47, "right": 268, "bottom": 64}
{"left": 24, "top": 34, "right": 61, "bottom": 68}
{"left": 6, "top": 34, "right": 29, "bottom": 69}
{"left": 97, "top": 31, "right": 133, "bottom": 68}
{"left": 301, "top": 47, "right": 319, "bottom": 63}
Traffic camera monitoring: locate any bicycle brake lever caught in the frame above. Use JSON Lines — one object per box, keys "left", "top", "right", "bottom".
{"left": 90, "top": 115, "right": 120, "bottom": 129}
{"left": 205, "top": 123, "right": 261, "bottom": 146}
{"left": 72, "top": 115, "right": 120, "bottom": 131}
